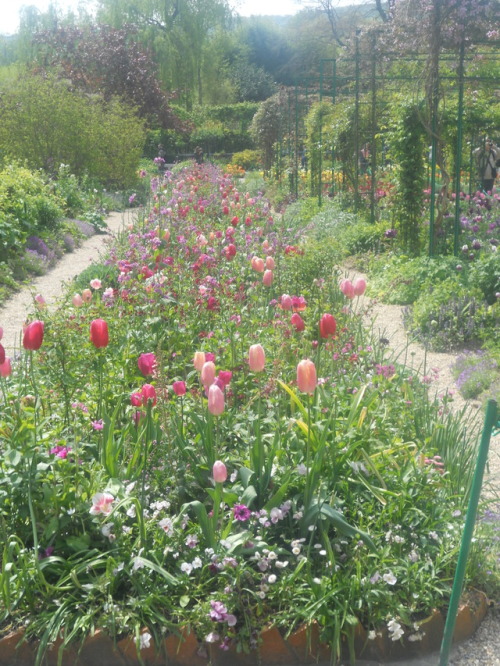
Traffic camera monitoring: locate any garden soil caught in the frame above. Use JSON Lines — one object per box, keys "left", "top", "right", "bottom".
{"left": 0, "top": 209, "right": 498, "bottom": 664}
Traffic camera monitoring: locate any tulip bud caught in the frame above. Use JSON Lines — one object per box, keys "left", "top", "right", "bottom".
{"left": 319, "top": 313, "right": 337, "bottom": 339}
{"left": 353, "top": 277, "right": 367, "bottom": 296}
{"left": 138, "top": 352, "right": 156, "bottom": 377}
{"left": 248, "top": 344, "right": 265, "bottom": 372}
{"left": 262, "top": 269, "right": 273, "bottom": 287}
{"left": 212, "top": 460, "right": 227, "bottom": 483}
{"left": 201, "top": 361, "right": 216, "bottom": 387}
{"left": 90, "top": 319, "right": 109, "bottom": 348}
{"left": 23, "top": 320, "right": 45, "bottom": 351}
{"left": 208, "top": 384, "right": 225, "bottom": 416}
{"left": 72, "top": 293, "right": 84, "bottom": 307}
{"left": 35, "top": 293, "right": 46, "bottom": 308}
{"left": 291, "top": 313, "right": 305, "bottom": 332}
{"left": 297, "top": 359, "right": 317, "bottom": 394}
{"left": 130, "top": 392, "right": 143, "bottom": 407}
{"left": 172, "top": 380, "right": 187, "bottom": 396}
{"left": 193, "top": 351, "right": 206, "bottom": 371}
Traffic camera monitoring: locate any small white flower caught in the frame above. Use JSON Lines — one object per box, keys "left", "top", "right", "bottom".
{"left": 387, "top": 619, "right": 404, "bottom": 641}
{"left": 296, "top": 463, "right": 308, "bottom": 475}
{"left": 268, "top": 574, "right": 277, "bottom": 584}
{"left": 191, "top": 557, "right": 203, "bottom": 569}
{"left": 180, "top": 562, "right": 193, "bottom": 575}
{"left": 383, "top": 571, "right": 397, "bottom": 585}
{"left": 139, "top": 632, "right": 152, "bottom": 650}
{"left": 368, "top": 630, "right": 376, "bottom": 640}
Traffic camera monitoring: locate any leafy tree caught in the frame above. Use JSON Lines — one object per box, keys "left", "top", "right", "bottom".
{"left": 249, "top": 90, "right": 288, "bottom": 171}
{"left": 0, "top": 72, "right": 145, "bottom": 186}
{"left": 32, "top": 25, "right": 182, "bottom": 130}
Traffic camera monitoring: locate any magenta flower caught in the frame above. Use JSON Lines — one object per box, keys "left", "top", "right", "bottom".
{"left": 172, "top": 380, "right": 187, "bottom": 396}
{"left": 233, "top": 504, "right": 252, "bottom": 521}
{"left": 138, "top": 352, "right": 157, "bottom": 377}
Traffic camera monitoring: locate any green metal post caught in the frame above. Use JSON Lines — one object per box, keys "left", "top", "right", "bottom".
{"left": 438, "top": 400, "right": 499, "bottom": 666}
{"left": 453, "top": 37, "right": 465, "bottom": 256}
{"left": 332, "top": 59, "right": 337, "bottom": 198}
{"left": 370, "top": 33, "right": 377, "bottom": 224}
{"left": 354, "top": 30, "right": 361, "bottom": 213}
{"left": 319, "top": 60, "right": 324, "bottom": 207}
{"left": 429, "top": 117, "right": 438, "bottom": 257}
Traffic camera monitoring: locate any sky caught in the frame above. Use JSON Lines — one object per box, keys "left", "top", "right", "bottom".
{"left": 0, "top": 0, "right": 305, "bottom": 36}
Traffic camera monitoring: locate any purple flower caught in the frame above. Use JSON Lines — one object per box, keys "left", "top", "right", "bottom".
{"left": 233, "top": 504, "right": 252, "bottom": 521}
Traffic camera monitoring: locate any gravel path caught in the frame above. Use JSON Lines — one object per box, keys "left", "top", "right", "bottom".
{"left": 0, "top": 209, "right": 135, "bottom": 354}
{"left": 0, "top": 212, "right": 498, "bottom": 663}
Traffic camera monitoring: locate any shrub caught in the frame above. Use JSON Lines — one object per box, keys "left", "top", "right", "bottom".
{"left": 0, "top": 73, "right": 145, "bottom": 187}
{"left": 231, "top": 150, "right": 262, "bottom": 170}
{"left": 451, "top": 351, "right": 499, "bottom": 400}
{"left": 404, "top": 279, "right": 491, "bottom": 351}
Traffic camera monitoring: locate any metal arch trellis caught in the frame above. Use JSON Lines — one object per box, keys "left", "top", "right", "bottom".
{"left": 281, "top": 39, "right": 500, "bottom": 257}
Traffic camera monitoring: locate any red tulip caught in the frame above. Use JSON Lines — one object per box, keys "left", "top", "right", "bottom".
{"left": 212, "top": 460, "right": 227, "bottom": 483}
{"left": 0, "top": 357, "right": 11, "bottom": 377}
{"left": 138, "top": 352, "right": 156, "bottom": 377}
{"left": 291, "top": 313, "right": 305, "bottom": 332}
{"left": 208, "top": 384, "right": 225, "bottom": 415}
{"left": 0, "top": 343, "right": 5, "bottom": 365}
{"left": 172, "top": 380, "right": 187, "bottom": 396}
{"left": 23, "top": 320, "right": 44, "bottom": 351}
{"left": 141, "top": 383, "right": 157, "bottom": 406}
{"left": 297, "top": 359, "right": 317, "bottom": 394}
{"left": 248, "top": 344, "right": 265, "bottom": 372}
{"left": 319, "top": 314, "right": 337, "bottom": 339}
{"left": 90, "top": 319, "right": 109, "bottom": 348}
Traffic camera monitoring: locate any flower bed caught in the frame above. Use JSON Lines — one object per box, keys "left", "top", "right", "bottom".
{"left": 0, "top": 163, "right": 494, "bottom": 664}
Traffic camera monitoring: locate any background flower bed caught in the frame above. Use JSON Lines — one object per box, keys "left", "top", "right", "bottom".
{"left": 0, "top": 163, "right": 498, "bottom": 665}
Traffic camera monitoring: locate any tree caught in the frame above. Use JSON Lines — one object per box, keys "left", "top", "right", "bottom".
{"left": 249, "top": 90, "right": 288, "bottom": 171}
{"left": 95, "top": 0, "right": 233, "bottom": 106}
{"left": 32, "top": 25, "right": 183, "bottom": 130}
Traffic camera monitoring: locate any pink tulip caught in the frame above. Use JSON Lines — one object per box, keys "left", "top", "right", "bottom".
{"left": 208, "top": 384, "right": 225, "bottom": 415}
{"left": 212, "top": 460, "right": 227, "bottom": 483}
{"left": 340, "top": 279, "right": 355, "bottom": 299}
{"left": 262, "top": 269, "right": 273, "bottom": 287}
{"left": 172, "top": 380, "right": 187, "bottom": 396}
{"left": 291, "top": 313, "right": 305, "bottom": 332}
{"left": 90, "top": 319, "right": 109, "bottom": 348}
{"left": 130, "top": 392, "right": 143, "bottom": 407}
{"left": 218, "top": 370, "right": 232, "bottom": 387}
{"left": 193, "top": 351, "right": 206, "bottom": 372}
{"left": 248, "top": 344, "right": 265, "bottom": 372}
{"left": 35, "top": 293, "right": 46, "bottom": 308}
{"left": 82, "top": 288, "right": 93, "bottom": 303}
{"left": 72, "top": 293, "right": 84, "bottom": 307}
{"left": 138, "top": 352, "right": 156, "bottom": 377}
{"left": 251, "top": 256, "right": 265, "bottom": 272}
{"left": 353, "top": 277, "right": 367, "bottom": 296}
{"left": 265, "top": 256, "right": 275, "bottom": 270}
{"left": 297, "top": 359, "right": 317, "bottom": 394}
{"left": 0, "top": 357, "right": 12, "bottom": 377}
{"left": 280, "top": 294, "right": 293, "bottom": 310}
{"left": 141, "top": 383, "right": 157, "bottom": 406}
{"left": 201, "top": 361, "right": 216, "bottom": 387}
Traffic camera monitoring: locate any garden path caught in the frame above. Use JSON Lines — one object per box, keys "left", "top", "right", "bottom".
{"left": 0, "top": 209, "right": 135, "bottom": 354}
{"left": 341, "top": 265, "right": 500, "bottom": 488}
{"left": 0, "top": 210, "right": 498, "bottom": 663}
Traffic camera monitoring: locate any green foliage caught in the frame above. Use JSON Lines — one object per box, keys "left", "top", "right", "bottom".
{"left": 404, "top": 279, "right": 495, "bottom": 351}
{"left": 304, "top": 101, "right": 335, "bottom": 197}
{"left": 388, "top": 100, "right": 427, "bottom": 255}
{"left": 0, "top": 72, "right": 146, "bottom": 187}
{"left": 469, "top": 253, "right": 500, "bottom": 305}
{"left": 231, "top": 150, "right": 262, "bottom": 170}
{"left": 249, "top": 91, "right": 288, "bottom": 170}
{"left": 0, "top": 164, "right": 64, "bottom": 261}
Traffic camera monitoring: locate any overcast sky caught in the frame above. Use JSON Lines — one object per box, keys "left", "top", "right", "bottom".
{"left": 0, "top": 0, "right": 306, "bottom": 36}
